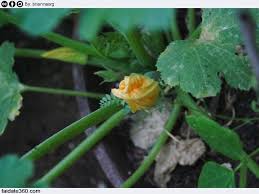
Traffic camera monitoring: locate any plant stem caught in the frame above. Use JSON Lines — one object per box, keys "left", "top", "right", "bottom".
{"left": 35, "top": 108, "right": 130, "bottom": 185}
{"left": 15, "top": 48, "right": 45, "bottom": 58}
{"left": 244, "top": 153, "right": 259, "bottom": 178}
{"left": 171, "top": 10, "right": 181, "bottom": 40}
{"left": 187, "top": 8, "right": 196, "bottom": 35}
{"left": 0, "top": 10, "right": 100, "bottom": 57}
{"left": 188, "top": 24, "right": 202, "bottom": 40}
{"left": 21, "top": 84, "right": 104, "bottom": 100}
{"left": 239, "top": 162, "right": 247, "bottom": 188}
{"left": 176, "top": 87, "right": 207, "bottom": 116}
{"left": 123, "top": 28, "right": 154, "bottom": 69}
{"left": 43, "top": 32, "right": 101, "bottom": 57}
{"left": 121, "top": 102, "right": 182, "bottom": 188}
{"left": 21, "top": 103, "right": 122, "bottom": 161}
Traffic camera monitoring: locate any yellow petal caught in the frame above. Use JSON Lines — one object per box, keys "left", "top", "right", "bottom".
{"left": 111, "top": 73, "right": 160, "bottom": 112}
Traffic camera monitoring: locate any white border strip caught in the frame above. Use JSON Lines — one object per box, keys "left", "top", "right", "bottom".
{"left": 1, "top": 188, "right": 259, "bottom": 194}
{"left": 9, "top": 0, "right": 259, "bottom": 8}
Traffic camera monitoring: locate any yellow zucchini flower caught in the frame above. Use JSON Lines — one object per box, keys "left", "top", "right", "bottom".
{"left": 112, "top": 73, "right": 160, "bottom": 113}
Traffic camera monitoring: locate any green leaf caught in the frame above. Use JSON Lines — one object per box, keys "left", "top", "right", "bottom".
{"left": 91, "top": 32, "right": 132, "bottom": 59}
{"left": 186, "top": 114, "right": 244, "bottom": 160}
{"left": 157, "top": 9, "right": 257, "bottom": 98}
{"left": 0, "top": 155, "right": 34, "bottom": 187}
{"left": 79, "top": 9, "right": 174, "bottom": 41}
{"left": 41, "top": 47, "right": 88, "bottom": 65}
{"left": 95, "top": 70, "right": 121, "bottom": 83}
{"left": 0, "top": 41, "right": 22, "bottom": 135}
{"left": 10, "top": 9, "right": 70, "bottom": 35}
{"left": 198, "top": 161, "right": 235, "bottom": 188}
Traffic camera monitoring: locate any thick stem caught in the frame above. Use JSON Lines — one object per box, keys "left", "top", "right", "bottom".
{"left": 188, "top": 24, "right": 202, "bottom": 40}
{"left": 35, "top": 108, "right": 130, "bottom": 185}
{"left": 176, "top": 87, "right": 207, "bottom": 116}
{"left": 121, "top": 102, "right": 182, "bottom": 188}
{"left": 245, "top": 153, "right": 259, "bottom": 179}
{"left": 124, "top": 29, "right": 154, "bottom": 69}
{"left": 21, "top": 84, "right": 104, "bottom": 100}
{"left": 239, "top": 163, "right": 247, "bottom": 188}
{"left": 171, "top": 10, "right": 181, "bottom": 40}
{"left": 21, "top": 104, "right": 122, "bottom": 161}
{"left": 15, "top": 48, "right": 45, "bottom": 58}
{"left": 187, "top": 8, "right": 196, "bottom": 35}
{"left": 43, "top": 32, "right": 101, "bottom": 57}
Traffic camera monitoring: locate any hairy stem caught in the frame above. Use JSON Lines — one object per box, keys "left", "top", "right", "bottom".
{"left": 121, "top": 102, "right": 182, "bottom": 188}
{"left": 35, "top": 108, "right": 130, "bottom": 185}
{"left": 21, "top": 103, "right": 122, "bottom": 161}
{"left": 21, "top": 84, "right": 104, "bottom": 99}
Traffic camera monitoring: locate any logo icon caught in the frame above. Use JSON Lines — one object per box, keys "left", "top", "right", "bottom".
{"left": 17, "top": 1, "right": 23, "bottom": 7}
{"left": 1, "top": 1, "right": 8, "bottom": 7}
{"left": 9, "top": 0, "right": 15, "bottom": 7}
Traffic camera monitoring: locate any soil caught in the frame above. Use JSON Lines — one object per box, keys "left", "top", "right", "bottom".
{"left": 0, "top": 14, "right": 259, "bottom": 188}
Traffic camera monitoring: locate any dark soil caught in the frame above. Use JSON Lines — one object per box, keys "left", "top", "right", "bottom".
{"left": 0, "top": 14, "right": 259, "bottom": 188}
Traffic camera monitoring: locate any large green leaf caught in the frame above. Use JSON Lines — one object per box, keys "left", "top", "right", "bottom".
{"left": 10, "top": 9, "right": 70, "bottom": 35}
{"left": 186, "top": 114, "right": 244, "bottom": 160}
{"left": 0, "top": 42, "right": 22, "bottom": 135}
{"left": 0, "top": 155, "right": 33, "bottom": 187}
{"left": 79, "top": 9, "right": 174, "bottom": 41}
{"left": 198, "top": 161, "right": 235, "bottom": 188}
{"left": 157, "top": 9, "right": 258, "bottom": 98}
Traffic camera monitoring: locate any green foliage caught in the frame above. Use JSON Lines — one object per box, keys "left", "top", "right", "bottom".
{"left": 91, "top": 32, "right": 133, "bottom": 59}
{"left": 10, "top": 9, "right": 70, "bottom": 35}
{"left": 0, "top": 155, "right": 34, "bottom": 187}
{"left": 0, "top": 42, "right": 22, "bottom": 135}
{"left": 198, "top": 161, "right": 235, "bottom": 188}
{"left": 41, "top": 47, "right": 88, "bottom": 65}
{"left": 79, "top": 9, "right": 174, "bottom": 40}
{"left": 157, "top": 9, "right": 258, "bottom": 98}
{"left": 186, "top": 114, "right": 244, "bottom": 160}
{"left": 95, "top": 70, "right": 122, "bottom": 83}
{"left": 100, "top": 94, "right": 124, "bottom": 108}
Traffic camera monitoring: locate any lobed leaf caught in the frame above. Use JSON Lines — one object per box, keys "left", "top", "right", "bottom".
{"left": 198, "top": 161, "right": 235, "bottom": 188}
{"left": 0, "top": 41, "right": 22, "bottom": 135}
{"left": 157, "top": 9, "right": 259, "bottom": 98}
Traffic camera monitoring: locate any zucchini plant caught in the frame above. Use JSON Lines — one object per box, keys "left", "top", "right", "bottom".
{"left": 0, "top": 8, "right": 259, "bottom": 188}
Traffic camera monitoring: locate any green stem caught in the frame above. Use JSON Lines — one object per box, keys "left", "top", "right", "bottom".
{"left": 171, "top": 10, "right": 181, "bottom": 40}
{"left": 21, "top": 84, "right": 104, "bottom": 100}
{"left": 123, "top": 29, "right": 154, "bottom": 69}
{"left": 43, "top": 32, "right": 101, "bottom": 57}
{"left": 188, "top": 24, "right": 202, "bottom": 40}
{"left": 21, "top": 103, "right": 122, "bottom": 161}
{"left": 121, "top": 102, "right": 182, "bottom": 188}
{"left": 244, "top": 153, "right": 259, "bottom": 179}
{"left": 176, "top": 87, "right": 207, "bottom": 116}
{"left": 239, "top": 162, "right": 247, "bottom": 188}
{"left": 187, "top": 8, "right": 196, "bottom": 35}
{"left": 15, "top": 48, "right": 45, "bottom": 58}
{"left": 0, "top": 10, "right": 100, "bottom": 57}
{"left": 35, "top": 108, "right": 130, "bottom": 185}
{"left": 176, "top": 88, "right": 259, "bottom": 180}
